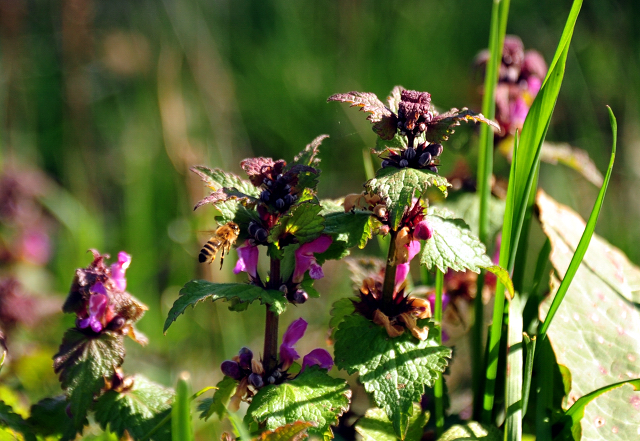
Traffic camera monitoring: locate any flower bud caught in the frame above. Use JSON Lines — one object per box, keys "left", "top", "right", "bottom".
{"left": 381, "top": 160, "right": 390, "bottom": 168}
{"left": 399, "top": 159, "right": 409, "bottom": 168}
{"left": 426, "top": 143, "right": 443, "bottom": 157}
{"left": 221, "top": 360, "right": 243, "bottom": 380}
{"left": 275, "top": 198, "right": 285, "bottom": 209}
{"left": 255, "top": 228, "right": 268, "bottom": 243}
{"left": 238, "top": 347, "right": 253, "bottom": 369}
{"left": 291, "top": 289, "right": 308, "bottom": 304}
{"left": 418, "top": 122, "right": 427, "bottom": 132}
{"left": 418, "top": 152, "right": 432, "bottom": 166}
{"left": 427, "top": 165, "right": 438, "bottom": 173}
{"left": 248, "top": 373, "right": 264, "bottom": 388}
{"left": 260, "top": 190, "right": 270, "bottom": 202}
{"left": 248, "top": 222, "right": 260, "bottom": 237}
{"left": 404, "top": 147, "right": 416, "bottom": 160}
{"left": 284, "top": 194, "right": 294, "bottom": 205}
{"left": 107, "top": 316, "right": 126, "bottom": 331}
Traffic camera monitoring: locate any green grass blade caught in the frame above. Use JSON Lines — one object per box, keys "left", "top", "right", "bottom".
{"left": 538, "top": 106, "right": 616, "bottom": 341}
{"left": 172, "top": 372, "right": 194, "bottom": 441}
{"left": 435, "top": 269, "right": 445, "bottom": 438}
{"left": 521, "top": 335, "right": 536, "bottom": 419}
{"left": 482, "top": 0, "right": 583, "bottom": 422}
{"left": 505, "top": 294, "right": 524, "bottom": 441}
{"left": 481, "top": 129, "right": 518, "bottom": 424}
{"left": 473, "top": 0, "right": 510, "bottom": 420}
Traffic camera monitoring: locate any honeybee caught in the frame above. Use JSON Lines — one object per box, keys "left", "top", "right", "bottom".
{"left": 199, "top": 222, "right": 240, "bottom": 269}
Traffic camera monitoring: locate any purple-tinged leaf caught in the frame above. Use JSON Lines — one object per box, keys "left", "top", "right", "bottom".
{"left": 241, "top": 157, "right": 283, "bottom": 187}
{"left": 258, "top": 421, "right": 315, "bottom": 441}
{"left": 425, "top": 108, "right": 501, "bottom": 143}
{"left": 292, "top": 135, "right": 328, "bottom": 167}
{"left": 386, "top": 86, "right": 405, "bottom": 114}
{"left": 328, "top": 91, "right": 398, "bottom": 140}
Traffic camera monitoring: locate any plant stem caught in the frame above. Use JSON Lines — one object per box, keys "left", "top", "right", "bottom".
{"left": 264, "top": 257, "right": 281, "bottom": 373}
{"left": 434, "top": 269, "right": 445, "bottom": 438}
{"left": 382, "top": 230, "right": 398, "bottom": 305}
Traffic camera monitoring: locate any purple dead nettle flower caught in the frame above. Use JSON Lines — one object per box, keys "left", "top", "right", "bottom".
{"left": 77, "top": 284, "right": 109, "bottom": 333}
{"left": 233, "top": 240, "right": 259, "bottom": 279}
{"left": 292, "top": 235, "right": 333, "bottom": 283}
{"left": 476, "top": 35, "right": 548, "bottom": 137}
{"left": 110, "top": 251, "right": 131, "bottom": 292}
{"left": 395, "top": 240, "right": 422, "bottom": 290}
{"left": 280, "top": 318, "right": 333, "bottom": 372}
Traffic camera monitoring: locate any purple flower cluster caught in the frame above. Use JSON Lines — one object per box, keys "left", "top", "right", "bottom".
{"left": 221, "top": 318, "right": 333, "bottom": 410}
{"left": 476, "top": 35, "right": 547, "bottom": 136}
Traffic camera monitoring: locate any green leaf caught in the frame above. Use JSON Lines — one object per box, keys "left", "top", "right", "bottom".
{"left": 53, "top": 329, "right": 125, "bottom": 428}
{"left": 327, "top": 91, "right": 397, "bottom": 140}
{"left": 419, "top": 210, "right": 513, "bottom": 298}
{"left": 197, "top": 376, "right": 237, "bottom": 421}
{"left": 244, "top": 366, "right": 351, "bottom": 441}
{"left": 164, "top": 281, "right": 286, "bottom": 333}
{"left": 292, "top": 135, "right": 328, "bottom": 167}
{"left": 280, "top": 244, "right": 300, "bottom": 282}
{"left": 328, "top": 298, "right": 356, "bottom": 341}
{"left": 28, "top": 396, "right": 79, "bottom": 440}
{"left": 355, "top": 404, "right": 428, "bottom": 441}
{"left": 419, "top": 213, "right": 512, "bottom": 297}
{"left": 0, "top": 400, "right": 36, "bottom": 441}
{"left": 191, "top": 166, "right": 260, "bottom": 197}
{"left": 366, "top": 168, "right": 450, "bottom": 229}
{"left": 299, "top": 275, "right": 320, "bottom": 299}
{"left": 334, "top": 314, "right": 451, "bottom": 439}
{"left": 214, "top": 201, "right": 261, "bottom": 234}
{"left": 323, "top": 210, "right": 375, "bottom": 249}
{"left": 437, "top": 421, "right": 502, "bottom": 441}
{"left": 94, "top": 375, "right": 173, "bottom": 441}
{"left": 259, "top": 421, "right": 315, "bottom": 441}
{"left": 445, "top": 192, "right": 505, "bottom": 239}
{"left": 268, "top": 203, "right": 324, "bottom": 246}
{"left": 425, "top": 108, "right": 500, "bottom": 144}
{"left": 553, "top": 379, "right": 640, "bottom": 441}
{"left": 538, "top": 192, "right": 640, "bottom": 440}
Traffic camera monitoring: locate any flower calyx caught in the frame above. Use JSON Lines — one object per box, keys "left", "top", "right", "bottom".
{"left": 63, "top": 249, "right": 147, "bottom": 343}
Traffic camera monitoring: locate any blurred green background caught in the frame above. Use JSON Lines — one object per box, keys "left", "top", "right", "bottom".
{"left": 1, "top": 0, "right": 639, "bottom": 437}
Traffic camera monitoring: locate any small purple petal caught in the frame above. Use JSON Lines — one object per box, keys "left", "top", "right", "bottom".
{"left": 90, "top": 282, "right": 108, "bottom": 296}
{"left": 293, "top": 236, "right": 332, "bottom": 283}
{"left": 406, "top": 240, "right": 421, "bottom": 261}
{"left": 234, "top": 240, "right": 259, "bottom": 278}
{"left": 309, "top": 262, "right": 324, "bottom": 280}
{"left": 302, "top": 349, "right": 334, "bottom": 371}
{"left": 221, "top": 360, "right": 243, "bottom": 380}
{"left": 414, "top": 221, "right": 433, "bottom": 241}
{"left": 89, "top": 293, "right": 109, "bottom": 317}
{"left": 395, "top": 263, "right": 410, "bottom": 290}
{"left": 280, "top": 318, "right": 307, "bottom": 370}
{"left": 111, "top": 252, "right": 131, "bottom": 292}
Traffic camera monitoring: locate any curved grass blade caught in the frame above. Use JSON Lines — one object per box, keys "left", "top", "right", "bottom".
{"left": 482, "top": 0, "right": 584, "bottom": 423}
{"left": 538, "top": 106, "right": 616, "bottom": 341}
{"left": 434, "top": 269, "right": 445, "bottom": 438}
{"left": 473, "top": 0, "right": 511, "bottom": 418}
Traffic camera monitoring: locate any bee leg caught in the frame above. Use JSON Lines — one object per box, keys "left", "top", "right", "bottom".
{"left": 219, "top": 250, "right": 225, "bottom": 270}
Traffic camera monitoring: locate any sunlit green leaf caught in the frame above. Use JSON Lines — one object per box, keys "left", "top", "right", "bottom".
{"left": 355, "top": 404, "right": 428, "bottom": 441}
{"left": 164, "top": 281, "right": 287, "bottom": 333}
{"left": 197, "top": 376, "right": 237, "bottom": 421}
{"left": 94, "top": 375, "right": 173, "bottom": 441}
{"left": 334, "top": 314, "right": 450, "bottom": 439}
{"left": 245, "top": 366, "right": 351, "bottom": 441}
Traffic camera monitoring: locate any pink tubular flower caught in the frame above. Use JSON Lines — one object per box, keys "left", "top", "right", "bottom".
{"left": 78, "top": 289, "right": 109, "bottom": 333}
{"left": 110, "top": 252, "right": 131, "bottom": 292}
{"left": 280, "top": 318, "right": 334, "bottom": 372}
{"left": 280, "top": 317, "right": 307, "bottom": 371}
{"left": 293, "top": 236, "right": 332, "bottom": 283}
{"left": 395, "top": 240, "right": 422, "bottom": 290}
{"left": 233, "top": 240, "right": 259, "bottom": 279}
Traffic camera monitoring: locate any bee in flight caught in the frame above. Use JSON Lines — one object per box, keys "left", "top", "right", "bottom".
{"left": 199, "top": 222, "right": 240, "bottom": 269}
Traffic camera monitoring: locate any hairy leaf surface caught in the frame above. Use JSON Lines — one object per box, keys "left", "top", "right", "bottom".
{"left": 94, "top": 375, "right": 173, "bottom": 441}
{"left": 53, "top": 329, "right": 125, "bottom": 428}
{"left": 425, "top": 108, "right": 500, "bottom": 143}
{"left": 245, "top": 366, "right": 351, "bottom": 441}
{"left": 355, "top": 404, "right": 428, "bottom": 441}
{"left": 164, "top": 281, "right": 286, "bottom": 333}
{"left": 367, "top": 168, "right": 450, "bottom": 229}
{"left": 334, "top": 314, "right": 450, "bottom": 439}
{"left": 269, "top": 203, "right": 324, "bottom": 246}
